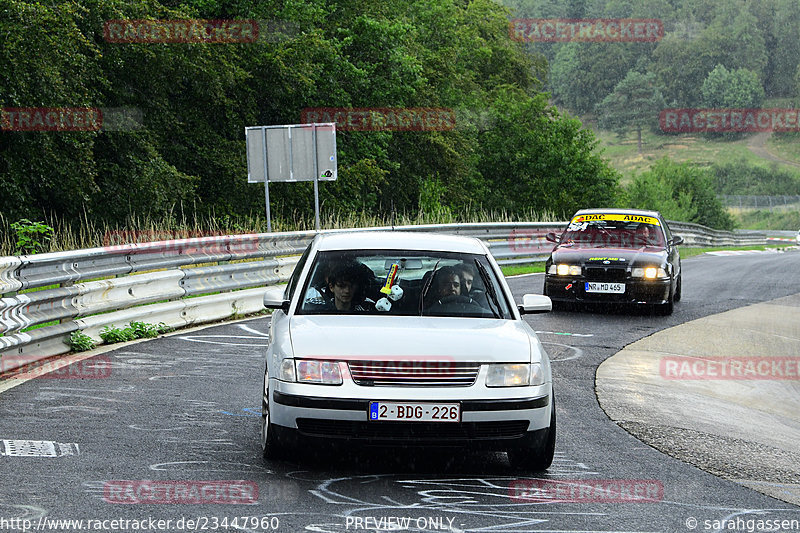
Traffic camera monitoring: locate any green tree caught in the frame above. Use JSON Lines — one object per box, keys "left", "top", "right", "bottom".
{"left": 478, "top": 87, "right": 621, "bottom": 217}
{"left": 549, "top": 42, "right": 637, "bottom": 114}
{"left": 627, "top": 158, "right": 734, "bottom": 230}
{"left": 652, "top": 7, "right": 767, "bottom": 107}
{"left": 596, "top": 70, "right": 666, "bottom": 153}
{"left": 700, "top": 64, "right": 765, "bottom": 109}
{"left": 761, "top": 0, "right": 800, "bottom": 97}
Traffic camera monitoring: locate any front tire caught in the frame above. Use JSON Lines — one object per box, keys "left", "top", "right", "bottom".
{"left": 260, "top": 378, "right": 286, "bottom": 460}
{"left": 507, "top": 394, "right": 556, "bottom": 471}
{"left": 659, "top": 279, "right": 675, "bottom": 315}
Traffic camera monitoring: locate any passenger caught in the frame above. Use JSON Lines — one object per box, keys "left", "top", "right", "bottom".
{"left": 453, "top": 263, "right": 475, "bottom": 296}
{"left": 325, "top": 261, "right": 373, "bottom": 312}
{"left": 304, "top": 259, "right": 333, "bottom": 302}
{"left": 454, "top": 261, "right": 490, "bottom": 308}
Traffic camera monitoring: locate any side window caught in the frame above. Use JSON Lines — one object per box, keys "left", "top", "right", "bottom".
{"left": 661, "top": 218, "right": 673, "bottom": 244}
{"left": 284, "top": 244, "right": 312, "bottom": 301}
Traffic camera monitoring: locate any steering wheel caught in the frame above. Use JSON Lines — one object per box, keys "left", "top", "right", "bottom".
{"left": 437, "top": 294, "right": 474, "bottom": 305}
{"left": 425, "top": 293, "right": 494, "bottom": 318}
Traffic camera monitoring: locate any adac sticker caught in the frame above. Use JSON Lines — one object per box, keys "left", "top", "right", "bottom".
{"left": 572, "top": 213, "right": 660, "bottom": 226}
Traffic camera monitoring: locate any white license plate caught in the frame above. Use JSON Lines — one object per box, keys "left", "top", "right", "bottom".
{"left": 585, "top": 282, "right": 625, "bottom": 294}
{"left": 369, "top": 401, "right": 460, "bottom": 423}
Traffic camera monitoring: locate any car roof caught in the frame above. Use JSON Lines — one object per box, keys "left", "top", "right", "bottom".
{"left": 314, "top": 231, "right": 487, "bottom": 254}
{"left": 571, "top": 208, "right": 662, "bottom": 218}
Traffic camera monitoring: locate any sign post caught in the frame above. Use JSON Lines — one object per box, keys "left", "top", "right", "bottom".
{"left": 245, "top": 123, "right": 337, "bottom": 232}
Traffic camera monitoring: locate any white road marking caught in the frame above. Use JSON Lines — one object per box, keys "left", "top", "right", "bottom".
{"left": 0, "top": 439, "right": 79, "bottom": 457}
{"left": 238, "top": 324, "right": 270, "bottom": 337}
{"left": 177, "top": 334, "right": 268, "bottom": 347}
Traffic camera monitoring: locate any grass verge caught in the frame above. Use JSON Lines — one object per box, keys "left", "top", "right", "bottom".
{"left": 501, "top": 262, "right": 546, "bottom": 277}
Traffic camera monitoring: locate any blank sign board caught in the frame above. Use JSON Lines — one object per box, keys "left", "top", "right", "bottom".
{"left": 246, "top": 123, "right": 337, "bottom": 183}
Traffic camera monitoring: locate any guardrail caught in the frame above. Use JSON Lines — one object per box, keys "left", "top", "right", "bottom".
{"left": 0, "top": 221, "right": 766, "bottom": 374}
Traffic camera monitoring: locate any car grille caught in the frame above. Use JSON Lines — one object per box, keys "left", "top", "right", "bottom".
{"left": 296, "top": 419, "right": 529, "bottom": 441}
{"left": 584, "top": 266, "right": 627, "bottom": 282}
{"left": 348, "top": 361, "right": 480, "bottom": 387}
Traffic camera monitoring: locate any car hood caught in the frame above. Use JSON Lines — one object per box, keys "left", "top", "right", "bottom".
{"left": 288, "top": 315, "right": 535, "bottom": 363}
{"left": 550, "top": 247, "right": 667, "bottom": 265}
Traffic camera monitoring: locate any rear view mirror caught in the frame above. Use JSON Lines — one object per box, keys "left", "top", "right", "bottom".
{"left": 518, "top": 294, "right": 552, "bottom": 314}
{"left": 545, "top": 232, "right": 560, "bottom": 243}
{"left": 263, "top": 288, "right": 290, "bottom": 313}
{"left": 671, "top": 236, "right": 684, "bottom": 246}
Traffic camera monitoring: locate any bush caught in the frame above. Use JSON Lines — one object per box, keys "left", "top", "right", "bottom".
{"left": 66, "top": 331, "right": 96, "bottom": 352}
{"left": 712, "top": 159, "right": 800, "bottom": 196}
{"left": 129, "top": 321, "right": 160, "bottom": 339}
{"left": 156, "top": 322, "right": 175, "bottom": 335}
{"left": 10, "top": 219, "right": 54, "bottom": 255}
{"left": 99, "top": 325, "right": 136, "bottom": 344}
{"left": 627, "top": 158, "right": 734, "bottom": 230}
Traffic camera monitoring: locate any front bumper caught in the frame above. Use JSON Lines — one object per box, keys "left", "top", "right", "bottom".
{"left": 544, "top": 275, "right": 670, "bottom": 304}
{"left": 267, "top": 373, "right": 552, "bottom": 448}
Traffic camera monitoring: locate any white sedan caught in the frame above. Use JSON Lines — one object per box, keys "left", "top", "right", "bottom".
{"left": 262, "top": 231, "right": 555, "bottom": 470}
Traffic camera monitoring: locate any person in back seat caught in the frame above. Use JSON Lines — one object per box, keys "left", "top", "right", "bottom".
{"left": 453, "top": 263, "right": 475, "bottom": 296}
{"left": 323, "top": 261, "right": 374, "bottom": 312}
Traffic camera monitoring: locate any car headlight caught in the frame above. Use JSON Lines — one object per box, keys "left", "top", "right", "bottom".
{"left": 279, "top": 359, "right": 343, "bottom": 385}
{"left": 486, "top": 363, "right": 544, "bottom": 387}
{"left": 631, "top": 267, "right": 668, "bottom": 279}
{"left": 296, "top": 360, "right": 343, "bottom": 385}
{"left": 549, "top": 264, "right": 581, "bottom": 276}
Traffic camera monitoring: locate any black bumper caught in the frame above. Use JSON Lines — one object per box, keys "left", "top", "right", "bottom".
{"left": 544, "top": 276, "right": 670, "bottom": 304}
{"left": 271, "top": 392, "right": 550, "bottom": 449}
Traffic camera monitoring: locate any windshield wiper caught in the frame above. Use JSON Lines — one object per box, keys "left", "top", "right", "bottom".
{"left": 419, "top": 259, "right": 442, "bottom": 316}
{"left": 474, "top": 259, "right": 501, "bottom": 319}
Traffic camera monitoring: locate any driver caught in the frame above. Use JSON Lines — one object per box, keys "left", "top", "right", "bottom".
{"left": 430, "top": 266, "right": 461, "bottom": 302}
{"left": 636, "top": 224, "right": 656, "bottom": 246}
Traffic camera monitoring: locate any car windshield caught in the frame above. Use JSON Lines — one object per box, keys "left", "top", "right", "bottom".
{"left": 296, "top": 249, "right": 512, "bottom": 319}
{"left": 560, "top": 219, "right": 666, "bottom": 249}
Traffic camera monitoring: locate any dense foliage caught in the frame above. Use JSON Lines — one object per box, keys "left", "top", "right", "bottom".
{"left": 712, "top": 159, "right": 800, "bottom": 196}
{"left": 506, "top": 0, "right": 800, "bottom": 112}
{"left": 0, "top": 0, "right": 623, "bottom": 229}
{"left": 627, "top": 158, "right": 734, "bottom": 230}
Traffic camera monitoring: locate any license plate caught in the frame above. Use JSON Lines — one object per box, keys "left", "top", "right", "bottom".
{"left": 369, "top": 401, "right": 460, "bottom": 423}
{"left": 585, "top": 282, "right": 625, "bottom": 294}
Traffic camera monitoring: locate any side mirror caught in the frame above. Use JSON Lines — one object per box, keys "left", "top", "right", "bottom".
{"left": 518, "top": 294, "right": 552, "bottom": 314}
{"left": 263, "top": 288, "right": 290, "bottom": 313}
{"left": 545, "top": 232, "right": 560, "bottom": 243}
{"left": 671, "top": 236, "right": 684, "bottom": 246}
